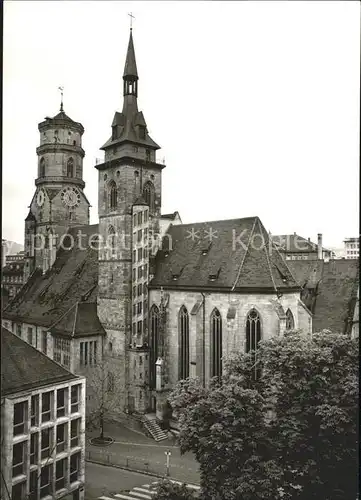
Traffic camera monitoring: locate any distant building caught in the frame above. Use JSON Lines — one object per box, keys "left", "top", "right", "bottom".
{"left": 344, "top": 237, "right": 359, "bottom": 260}
{"left": 272, "top": 233, "right": 335, "bottom": 261}
{"left": 1, "top": 327, "right": 86, "bottom": 500}
{"left": 1, "top": 252, "right": 25, "bottom": 306}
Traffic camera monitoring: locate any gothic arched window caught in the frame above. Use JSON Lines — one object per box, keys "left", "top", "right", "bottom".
{"left": 67, "top": 158, "right": 74, "bottom": 177}
{"left": 246, "top": 309, "right": 262, "bottom": 354}
{"left": 246, "top": 309, "right": 262, "bottom": 379}
{"left": 109, "top": 181, "right": 117, "bottom": 210}
{"left": 178, "top": 306, "right": 189, "bottom": 380}
{"left": 285, "top": 309, "right": 295, "bottom": 331}
{"left": 149, "top": 305, "right": 160, "bottom": 389}
{"left": 40, "top": 158, "right": 45, "bottom": 177}
{"left": 108, "top": 225, "right": 116, "bottom": 249}
{"left": 210, "top": 308, "right": 222, "bottom": 378}
{"left": 143, "top": 181, "right": 155, "bottom": 213}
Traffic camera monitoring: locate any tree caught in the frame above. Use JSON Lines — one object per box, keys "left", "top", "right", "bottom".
{"left": 151, "top": 480, "right": 197, "bottom": 500}
{"left": 169, "top": 331, "right": 358, "bottom": 500}
{"left": 84, "top": 356, "right": 123, "bottom": 441}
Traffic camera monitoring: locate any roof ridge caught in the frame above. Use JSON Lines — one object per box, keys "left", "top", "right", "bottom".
{"left": 71, "top": 302, "right": 79, "bottom": 337}
{"left": 231, "top": 217, "right": 258, "bottom": 291}
{"left": 260, "top": 221, "right": 279, "bottom": 296}
{"left": 176, "top": 216, "right": 258, "bottom": 228}
{"left": 49, "top": 302, "right": 78, "bottom": 331}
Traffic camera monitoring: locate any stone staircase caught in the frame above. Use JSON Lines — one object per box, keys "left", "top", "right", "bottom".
{"left": 142, "top": 415, "right": 168, "bottom": 442}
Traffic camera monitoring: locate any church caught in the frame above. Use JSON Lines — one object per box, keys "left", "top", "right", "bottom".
{"left": 2, "top": 29, "right": 359, "bottom": 424}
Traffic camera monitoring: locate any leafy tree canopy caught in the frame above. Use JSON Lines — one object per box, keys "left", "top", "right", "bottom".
{"left": 169, "top": 332, "right": 358, "bottom": 500}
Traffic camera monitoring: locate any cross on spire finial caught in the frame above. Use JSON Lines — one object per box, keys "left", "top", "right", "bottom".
{"left": 58, "top": 86, "right": 64, "bottom": 111}
{"left": 128, "top": 12, "right": 135, "bottom": 30}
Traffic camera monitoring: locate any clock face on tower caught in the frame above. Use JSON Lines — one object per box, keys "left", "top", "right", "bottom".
{"left": 61, "top": 187, "right": 81, "bottom": 208}
{"left": 36, "top": 190, "right": 45, "bottom": 207}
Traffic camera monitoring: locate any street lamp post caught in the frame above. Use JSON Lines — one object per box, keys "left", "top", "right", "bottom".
{"left": 165, "top": 450, "right": 171, "bottom": 477}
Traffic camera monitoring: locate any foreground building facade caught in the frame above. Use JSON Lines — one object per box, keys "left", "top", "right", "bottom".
{"left": 1, "top": 327, "right": 86, "bottom": 500}
{"left": 2, "top": 29, "right": 359, "bottom": 423}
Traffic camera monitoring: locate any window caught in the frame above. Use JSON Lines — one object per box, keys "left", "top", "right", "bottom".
{"left": 133, "top": 285, "right": 137, "bottom": 297}
{"left": 210, "top": 308, "right": 222, "bottom": 378}
{"left": 80, "top": 341, "right": 97, "bottom": 366}
{"left": 137, "top": 283, "right": 143, "bottom": 296}
{"left": 178, "top": 306, "right": 190, "bottom": 380}
{"left": 133, "top": 250, "right": 136, "bottom": 262}
{"left": 133, "top": 213, "right": 137, "bottom": 227}
{"left": 16, "top": 324, "right": 22, "bottom": 337}
{"left": 54, "top": 338, "right": 71, "bottom": 368}
{"left": 132, "top": 268, "right": 136, "bottom": 281}
{"left": 31, "top": 395, "right": 39, "bottom": 427}
{"left": 143, "top": 181, "right": 155, "bottom": 212}
{"left": 109, "top": 181, "right": 117, "bottom": 210}
{"left": 144, "top": 209, "right": 149, "bottom": 222}
{"left": 138, "top": 248, "right": 143, "bottom": 261}
{"left": 40, "top": 158, "right": 45, "bottom": 177}
{"left": 70, "top": 453, "right": 80, "bottom": 483}
{"left": 285, "top": 309, "right": 295, "bottom": 331}
{"left": 67, "top": 158, "right": 74, "bottom": 177}
{"left": 144, "top": 264, "right": 148, "bottom": 278}
{"left": 40, "top": 464, "right": 53, "bottom": 498}
{"left": 71, "top": 385, "right": 80, "bottom": 413}
{"left": 137, "top": 212, "right": 143, "bottom": 225}
{"left": 42, "top": 331, "right": 47, "bottom": 354}
{"left": 137, "top": 229, "right": 142, "bottom": 243}
{"left": 12, "top": 442, "right": 25, "bottom": 477}
{"left": 30, "top": 433, "right": 39, "bottom": 465}
{"left": 12, "top": 482, "right": 25, "bottom": 500}
{"left": 41, "top": 427, "right": 52, "bottom": 459}
{"left": 70, "top": 419, "right": 80, "bottom": 448}
{"left": 56, "top": 423, "right": 66, "bottom": 453}
{"left": 145, "top": 149, "right": 151, "bottom": 162}
{"left": 133, "top": 304, "right": 136, "bottom": 316}
{"left": 57, "top": 389, "right": 67, "bottom": 418}
{"left": 13, "top": 402, "right": 26, "bottom": 435}
{"left": 137, "top": 301, "right": 142, "bottom": 314}
{"left": 29, "top": 471, "right": 38, "bottom": 500}
{"left": 137, "top": 266, "right": 142, "bottom": 279}
{"left": 27, "top": 327, "right": 33, "bottom": 345}
{"left": 41, "top": 392, "right": 52, "bottom": 423}
{"left": 137, "top": 321, "right": 142, "bottom": 335}
{"left": 144, "top": 299, "right": 148, "bottom": 313}
{"left": 246, "top": 309, "right": 262, "bottom": 379}
{"left": 149, "top": 305, "right": 160, "bottom": 388}
{"left": 108, "top": 225, "right": 116, "bottom": 249}
{"left": 56, "top": 459, "right": 67, "bottom": 491}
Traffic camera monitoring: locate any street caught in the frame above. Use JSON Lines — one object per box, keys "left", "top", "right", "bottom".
{"left": 85, "top": 462, "right": 155, "bottom": 500}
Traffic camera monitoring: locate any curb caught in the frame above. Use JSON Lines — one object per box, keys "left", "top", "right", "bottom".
{"left": 85, "top": 458, "right": 201, "bottom": 487}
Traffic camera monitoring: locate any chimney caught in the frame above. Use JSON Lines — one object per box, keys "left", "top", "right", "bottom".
{"left": 317, "top": 233, "right": 323, "bottom": 260}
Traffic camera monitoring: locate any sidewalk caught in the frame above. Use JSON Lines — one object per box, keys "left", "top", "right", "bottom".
{"left": 86, "top": 421, "right": 200, "bottom": 485}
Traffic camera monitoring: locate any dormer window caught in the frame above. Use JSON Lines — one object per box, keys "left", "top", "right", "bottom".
{"left": 209, "top": 268, "right": 220, "bottom": 281}
{"left": 138, "top": 126, "right": 146, "bottom": 140}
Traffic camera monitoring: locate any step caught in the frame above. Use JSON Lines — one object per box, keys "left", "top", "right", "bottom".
{"left": 114, "top": 493, "right": 151, "bottom": 500}
{"left": 133, "top": 487, "right": 155, "bottom": 495}
{"left": 123, "top": 491, "right": 153, "bottom": 499}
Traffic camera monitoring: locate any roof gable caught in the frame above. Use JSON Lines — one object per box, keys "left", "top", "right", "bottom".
{"left": 1, "top": 327, "right": 77, "bottom": 396}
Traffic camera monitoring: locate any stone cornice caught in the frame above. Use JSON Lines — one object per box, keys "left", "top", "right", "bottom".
{"left": 36, "top": 143, "right": 85, "bottom": 158}
{"left": 95, "top": 156, "right": 166, "bottom": 171}
{"left": 35, "top": 177, "right": 85, "bottom": 188}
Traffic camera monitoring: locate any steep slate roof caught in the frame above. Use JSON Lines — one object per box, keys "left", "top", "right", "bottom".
{"left": 3, "top": 224, "right": 99, "bottom": 329}
{"left": 150, "top": 217, "right": 300, "bottom": 293}
{"left": 161, "top": 212, "right": 180, "bottom": 220}
{"left": 123, "top": 30, "right": 138, "bottom": 78}
{"left": 1, "top": 327, "right": 77, "bottom": 396}
{"left": 273, "top": 234, "right": 332, "bottom": 254}
{"left": 288, "top": 259, "right": 359, "bottom": 334}
{"left": 50, "top": 302, "right": 105, "bottom": 338}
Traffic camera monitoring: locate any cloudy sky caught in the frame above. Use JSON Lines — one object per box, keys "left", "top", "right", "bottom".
{"left": 3, "top": 1, "right": 360, "bottom": 248}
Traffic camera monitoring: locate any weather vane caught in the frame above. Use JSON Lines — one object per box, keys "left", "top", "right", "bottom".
{"left": 128, "top": 12, "right": 135, "bottom": 30}
{"left": 58, "top": 86, "right": 64, "bottom": 111}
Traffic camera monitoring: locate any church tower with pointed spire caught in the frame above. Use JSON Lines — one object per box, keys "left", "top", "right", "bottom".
{"left": 23, "top": 100, "right": 90, "bottom": 282}
{"left": 96, "top": 28, "right": 166, "bottom": 412}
